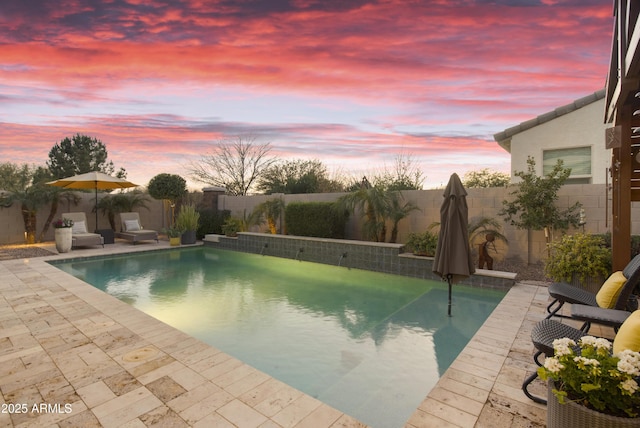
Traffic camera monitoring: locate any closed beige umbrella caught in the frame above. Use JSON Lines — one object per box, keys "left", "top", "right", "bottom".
{"left": 433, "top": 173, "right": 475, "bottom": 316}
{"left": 47, "top": 171, "right": 138, "bottom": 231}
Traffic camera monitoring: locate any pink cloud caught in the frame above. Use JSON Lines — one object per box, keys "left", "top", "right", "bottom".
{"left": 0, "top": 0, "right": 612, "bottom": 188}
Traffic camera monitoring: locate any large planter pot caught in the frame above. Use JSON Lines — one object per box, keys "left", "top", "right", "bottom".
{"left": 181, "top": 230, "right": 197, "bottom": 245}
{"left": 55, "top": 227, "right": 73, "bottom": 253}
{"left": 169, "top": 237, "right": 181, "bottom": 246}
{"left": 547, "top": 381, "right": 640, "bottom": 428}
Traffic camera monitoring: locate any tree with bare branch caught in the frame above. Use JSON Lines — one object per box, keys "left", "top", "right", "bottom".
{"left": 189, "top": 136, "right": 276, "bottom": 195}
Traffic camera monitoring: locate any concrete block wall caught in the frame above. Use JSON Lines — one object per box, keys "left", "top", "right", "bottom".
{"left": 216, "top": 184, "right": 639, "bottom": 265}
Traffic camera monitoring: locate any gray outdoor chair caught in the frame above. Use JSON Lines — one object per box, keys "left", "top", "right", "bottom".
{"left": 61, "top": 212, "right": 104, "bottom": 248}
{"left": 545, "top": 254, "right": 640, "bottom": 322}
{"left": 116, "top": 212, "right": 158, "bottom": 244}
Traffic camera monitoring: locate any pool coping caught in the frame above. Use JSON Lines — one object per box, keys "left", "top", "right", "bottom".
{"left": 0, "top": 241, "right": 560, "bottom": 427}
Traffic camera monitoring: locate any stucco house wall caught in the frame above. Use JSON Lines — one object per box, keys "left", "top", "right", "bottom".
{"left": 494, "top": 90, "right": 610, "bottom": 184}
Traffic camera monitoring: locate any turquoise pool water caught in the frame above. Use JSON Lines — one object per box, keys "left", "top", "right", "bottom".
{"left": 53, "top": 247, "right": 505, "bottom": 427}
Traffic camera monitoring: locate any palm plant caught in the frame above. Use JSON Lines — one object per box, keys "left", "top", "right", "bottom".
{"left": 467, "top": 216, "right": 508, "bottom": 247}
{"left": 2, "top": 164, "right": 63, "bottom": 243}
{"left": 14, "top": 185, "right": 50, "bottom": 244}
{"left": 429, "top": 215, "right": 508, "bottom": 248}
{"left": 388, "top": 192, "right": 420, "bottom": 243}
{"left": 337, "top": 186, "right": 391, "bottom": 242}
{"left": 38, "top": 189, "right": 80, "bottom": 242}
{"left": 98, "top": 190, "right": 150, "bottom": 230}
{"left": 251, "top": 197, "right": 285, "bottom": 234}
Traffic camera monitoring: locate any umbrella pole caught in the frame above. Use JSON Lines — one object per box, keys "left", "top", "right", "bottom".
{"left": 447, "top": 273, "right": 453, "bottom": 317}
{"left": 95, "top": 186, "right": 98, "bottom": 232}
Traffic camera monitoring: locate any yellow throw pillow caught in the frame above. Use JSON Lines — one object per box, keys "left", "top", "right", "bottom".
{"left": 596, "top": 271, "right": 627, "bottom": 309}
{"left": 613, "top": 310, "right": 640, "bottom": 354}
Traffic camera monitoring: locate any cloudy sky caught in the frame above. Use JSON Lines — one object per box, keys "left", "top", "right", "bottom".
{"left": 0, "top": 0, "right": 613, "bottom": 189}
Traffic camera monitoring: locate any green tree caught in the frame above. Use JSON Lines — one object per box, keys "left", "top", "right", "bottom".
{"left": 257, "top": 159, "right": 344, "bottom": 194}
{"left": 462, "top": 169, "right": 510, "bottom": 188}
{"left": 189, "top": 135, "right": 275, "bottom": 195}
{"left": 499, "top": 156, "right": 581, "bottom": 246}
{"left": 373, "top": 153, "right": 425, "bottom": 191}
{"left": 46, "top": 134, "right": 126, "bottom": 178}
{"left": 45, "top": 134, "right": 126, "bottom": 235}
{"left": 148, "top": 173, "right": 187, "bottom": 226}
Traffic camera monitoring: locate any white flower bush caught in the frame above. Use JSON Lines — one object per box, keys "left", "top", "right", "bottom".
{"left": 539, "top": 336, "right": 640, "bottom": 417}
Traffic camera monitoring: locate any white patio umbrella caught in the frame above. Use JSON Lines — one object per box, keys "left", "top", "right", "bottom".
{"left": 47, "top": 171, "right": 138, "bottom": 231}
{"left": 432, "top": 173, "right": 475, "bottom": 316}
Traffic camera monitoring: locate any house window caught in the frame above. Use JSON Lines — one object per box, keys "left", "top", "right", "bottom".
{"left": 543, "top": 147, "right": 591, "bottom": 184}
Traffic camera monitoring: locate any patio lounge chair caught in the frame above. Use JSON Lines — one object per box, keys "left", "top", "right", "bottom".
{"left": 116, "top": 212, "right": 158, "bottom": 244}
{"left": 523, "top": 310, "right": 640, "bottom": 404}
{"left": 61, "top": 212, "right": 104, "bottom": 248}
{"left": 545, "top": 253, "right": 640, "bottom": 320}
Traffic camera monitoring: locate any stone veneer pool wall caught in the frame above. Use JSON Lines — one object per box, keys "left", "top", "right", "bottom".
{"left": 203, "top": 232, "right": 516, "bottom": 290}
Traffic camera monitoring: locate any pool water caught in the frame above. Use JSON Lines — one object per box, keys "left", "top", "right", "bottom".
{"left": 54, "top": 247, "right": 505, "bottom": 427}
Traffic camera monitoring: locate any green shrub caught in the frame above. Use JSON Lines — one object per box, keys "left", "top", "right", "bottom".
{"left": 285, "top": 202, "right": 347, "bottom": 238}
{"left": 221, "top": 217, "right": 243, "bottom": 236}
{"left": 406, "top": 231, "right": 438, "bottom": 256}
{"left": 544, "top": 233, "right": 612, "bottom": 284}
{"left": 196, "top": 209, "right": 230, "bottom": 238}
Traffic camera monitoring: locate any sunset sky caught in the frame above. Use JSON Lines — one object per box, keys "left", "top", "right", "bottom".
{"left": 0, "top": 0, "right": 613, "bottom": 190}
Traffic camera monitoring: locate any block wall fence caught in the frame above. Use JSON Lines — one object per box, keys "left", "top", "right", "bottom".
{"left": 1, "top": 184, "right": 638, "bottom": 264}
{"left": 216, "top": 184, "right": 640, "bottom": 265}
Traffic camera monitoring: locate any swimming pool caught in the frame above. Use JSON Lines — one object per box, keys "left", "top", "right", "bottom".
{"left": 53, "top": 247, "right": 505, "bottom": 427}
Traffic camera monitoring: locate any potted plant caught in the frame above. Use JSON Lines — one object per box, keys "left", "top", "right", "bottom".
{"left": 163, "top": 227, "right": 183, "bottom": 246}
{"left": 53, "top": 217, "right": 74, "bottom": 253}
{"left": 406, "top": 230, "right": 438, "bottom": 256}
{"left": 544, "top": 233, "right": 612, "bottom": 293}
{"left": 538, "top": 336, "right": 640, "bottom": 427}
{"left": 176, "top": 204, "right": 200, "bottom": 245}
{"left": 221, "top": 217, "right": 242, "bottom": 237}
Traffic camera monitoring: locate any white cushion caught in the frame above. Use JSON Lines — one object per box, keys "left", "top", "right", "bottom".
{"left": 124, "top": 219, "right": 141, "bottom": 231}
{"left": 72, "top": 221, "right": 87, "bottom": 234}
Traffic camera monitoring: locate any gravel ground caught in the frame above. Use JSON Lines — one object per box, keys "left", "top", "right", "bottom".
{"left": 0, "top": 243, "right": 550, "bottom": 282}
{"left": 493, "top": 259, "right": 548, "bottom": 282}
{"left": 0, "top": 244, "right": 56, "bottom": 260}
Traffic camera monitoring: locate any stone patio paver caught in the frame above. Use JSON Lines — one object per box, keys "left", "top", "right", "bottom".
{"left": 0, "top": 241, "right": 580, "bottom": 427}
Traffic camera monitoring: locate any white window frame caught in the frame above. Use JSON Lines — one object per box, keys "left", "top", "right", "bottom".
{"left": 543, "top": 146, "right": 592, "bottom": 184}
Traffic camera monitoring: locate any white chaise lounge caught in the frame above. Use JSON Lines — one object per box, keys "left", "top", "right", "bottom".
{"left": 116, "top": 212, "right": 158, "bottom": 244}
{"left": 61, "top": 212, "right": 105, "bottom": 248}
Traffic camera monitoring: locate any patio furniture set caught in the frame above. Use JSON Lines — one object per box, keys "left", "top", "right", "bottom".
{"left": 62, "top": 211, "right": 158, "bottom": 250}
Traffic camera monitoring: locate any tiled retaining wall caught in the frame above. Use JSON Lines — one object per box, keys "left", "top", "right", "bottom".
{"left": 204, "top": 232, "right": 516, "bottom": 290}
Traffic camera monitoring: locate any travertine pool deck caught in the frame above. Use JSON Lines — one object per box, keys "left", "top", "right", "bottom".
{"left": 0, "top": 241, "right": 615, "bottom": 427}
